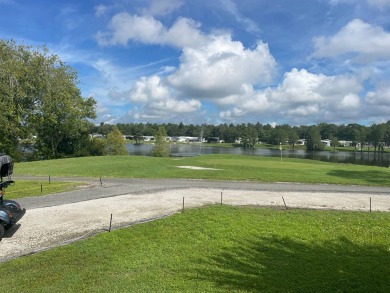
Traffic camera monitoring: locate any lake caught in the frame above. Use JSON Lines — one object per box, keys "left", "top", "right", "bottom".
{"left": 126, "top": 143, "right": 390, "bottom": 167}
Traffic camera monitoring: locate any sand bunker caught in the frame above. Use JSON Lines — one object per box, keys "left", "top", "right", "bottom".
{"left": 176, "top": 166, "right": 220, "bottom": 170}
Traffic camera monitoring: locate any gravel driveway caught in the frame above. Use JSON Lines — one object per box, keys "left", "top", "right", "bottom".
{"left": 1, "top": 178, "right": 390, "bottom": 262}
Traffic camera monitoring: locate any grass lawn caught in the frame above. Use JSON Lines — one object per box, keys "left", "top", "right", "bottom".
{"left": 15, "top": 154, "right": 390, "bottom": 187}
{"left": 3, "top": 181, "right": 87, "bottom": 200}
{"left": 1, "top": 205, "right": 389, "bottom": 292}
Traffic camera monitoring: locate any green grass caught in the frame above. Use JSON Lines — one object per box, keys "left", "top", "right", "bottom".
{"left": 15, "top": 154, "right": 390, "bottom": 187}
{"left": 1, "top": 205, "right": 389, "bottom": 292}
{"left": 3, "top": 181, "right": 86, "bottom": 199}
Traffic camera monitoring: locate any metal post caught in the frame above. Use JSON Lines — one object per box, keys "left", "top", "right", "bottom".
{"left": 109, "top": 214, "right": 113, "bottom": 232}
{"left": 369, "top": 197, "right": 372, "bottom": 213}
{"left": 282, "top": 197, "right": 288, "bottom": 210}
{"left": 182, "top": 197, "right": 185, "bottom": 213}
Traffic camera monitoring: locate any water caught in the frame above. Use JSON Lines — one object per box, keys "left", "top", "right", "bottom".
{"left": 126, "top": 143, "right": 390, "bottom": 167}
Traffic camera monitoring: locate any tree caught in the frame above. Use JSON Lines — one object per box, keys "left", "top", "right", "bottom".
{"left": 383, "top": 122, "right": 390, "bottom": 148}
{"left": 318, "top": 123, "right": 337, "bottom": 140}
{"left": 0, "top": 40, "right": 36, "bottom": 159}
{"left": 306, "top": 126, "right": 325, "bottom": 151}
{"left": 329, "top": 135, "right": 338, "bottom": 151}
{"left": 84, "top": 137, "right": 106, "bottom": 156}
{"left": 105, "top": 127, "right": 128, "bottom": 155}
{"left": 241, "top": 126, "right": 258, "bottom": 148}
{"left": 368, "top": 124, "right": 385, "bottom": 153}
{"left": 34, "top": 58, "right": 96, "bottom": 159}
{"left": 0, "top": 39, "right": 96, "bottom": 159}
{"left": 153, "top": 126, "right": 170, "bottom": 157}
{"left": 289, "top": 128, "right": 299, "bottom": 150}
{"left": 272, "top": 125, "right": 289, "bottom": 145}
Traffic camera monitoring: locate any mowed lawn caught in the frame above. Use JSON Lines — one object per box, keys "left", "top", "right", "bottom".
{"left": 3, "top": 155, "right": 389, "bottom": 291}
{"left": 15, "top": 154, "right": 390, "bottom": 186}
{"left": 1, "top": 205, "right": 389, "bottom": 292}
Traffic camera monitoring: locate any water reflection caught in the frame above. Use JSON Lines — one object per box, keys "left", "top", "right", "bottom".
{"left": 126, "top": 143, "right": 390, "bottom": 167}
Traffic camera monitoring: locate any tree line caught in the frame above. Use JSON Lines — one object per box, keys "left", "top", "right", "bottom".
{"left": 92, "top": 121, "right": 390, "bottom": 152}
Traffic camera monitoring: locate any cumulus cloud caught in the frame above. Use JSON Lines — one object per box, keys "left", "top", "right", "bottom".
{"left": 96, "top": 14, "right": 209, "bottom": 48}
{"left": 362, "top": 86, "right": 390, "bottom": 118}
{"left": 365, "top": 86, "right": 390, "bottom": 105}
{"left": 167, "top": 36, "right": 276, "bottom": 99}
{"left": 313, "top": 19, "right": 390, "bottom": 62}
{"left": 97, "top": 12, "right": 277, "bottom": 121}
{"left": 219, "top": 69, "right": 362, "bottom": 124}
{"left": 95, "top": 9, "right": 378, "bottom": 125}
{"left": 129, "top": 75, "right": 201, "bottom": 119}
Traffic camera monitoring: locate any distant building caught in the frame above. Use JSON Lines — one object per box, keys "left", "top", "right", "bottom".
{"left": 338, "top": 140, "right": 353, "bottom": 147}
{"left": 143, "top": 136, "right": 155, "bottom": 142}
{"left": 90, "top": 133, "right": 104, "bottom": 139}
{"left": 207, "top": 137, "right": 220, "bottom": 143}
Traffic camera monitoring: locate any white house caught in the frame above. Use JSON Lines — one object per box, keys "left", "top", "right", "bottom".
{"left": 321, "top": 139, "right": 331, "bottom": 147}
{"left": 338, "top": 140, "right": 353, "bottom": 147}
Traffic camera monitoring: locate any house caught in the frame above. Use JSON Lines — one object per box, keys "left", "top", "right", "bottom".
{"left": 207, "top": 137, "right": 220, "bottom": 143}
{"left": 171, "top": 136, "right": 188, "bottom": 143}
{"left": 321, "top": 139, "right": 331, "bottom": 147}
{"left": 90, "top": 133, "right": 104, "bottom": 139}
{"left": 143, "top": 136, "right": 155, "bottom": 142}
{"left": 338, "top": 140, "right": 353, "bottom": 147}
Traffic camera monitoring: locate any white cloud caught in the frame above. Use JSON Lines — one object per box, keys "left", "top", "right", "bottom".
{"left": 142, "top": 0, "right": 183, "bottom": 16}
{"left": 219, "top": 0, "right": 260, "bottom": 34}
{"left": 95, "top": 4, "right": 108, "bottom": 17}
{"left": 362, "top": 86, "right": 390, "bottom": 118}
{"left": 96, "top": 13, "right": 164, "bottom": 46}
{"left": 219, "top": 69, "right": 363, "bottom": 124}
{"left": 219, "top": 84, "right": 272, "bottom": 120}
{"left": 94, "top": 8, "right": 384, "bottom": 125}
{"left": 167, "top": 36, "right": 276, "bottom": 99}
{"left": 287, "top": 105, "right": 320, "bottom": 117}
{"left": 313, "top": 19, "right": 390, "bottom": 62}
{"left": 99, "top": 13, "right": 277, "bottom": 121}
{"left": 129, "top": 75, "right": 201, "bottom": 119}
{"left": 130, "top": 75, "right": 170, "bottom": 103}
{"left": 328, "top": 0, "right": 390, "bottom": 8}
{"left": 96, "top": 14, "right": 209, "bottom": 48}
{"left": 367, "top": 0, "right": 390, "bottom": 8}
{"left": 365, "top": 86, "right": 390, "bottom": 105}
{"left": 339, "top": 94, "right": 360, "bottom": 109}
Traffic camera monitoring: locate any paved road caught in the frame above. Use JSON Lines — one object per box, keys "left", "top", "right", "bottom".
{"left": 13, "top": 176, "right": 390, "bottom": 209}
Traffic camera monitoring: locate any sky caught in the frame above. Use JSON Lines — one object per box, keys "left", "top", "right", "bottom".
{"left": 1, "top": 0, "right": 390, "bottom": 126}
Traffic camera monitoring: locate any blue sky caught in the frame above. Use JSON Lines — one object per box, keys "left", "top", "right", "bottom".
{"left": 1, "top": 0, "right": 390, "bottom": 126}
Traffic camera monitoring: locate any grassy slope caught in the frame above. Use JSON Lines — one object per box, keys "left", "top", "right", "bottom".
{"left": 15, "top": 154, "right": 390, "bottom": 186}
{"left": 2, "top": 205, "right": 389, "bottom": 292}
{"left": 4, "top": 181, "right": 85, "bottom": 199}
